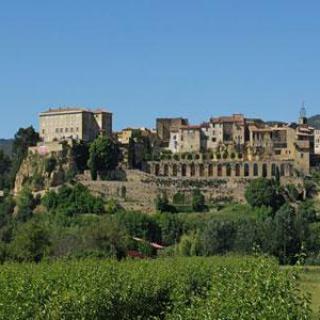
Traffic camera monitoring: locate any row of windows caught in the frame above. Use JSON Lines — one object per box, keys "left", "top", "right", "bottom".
{"left": 55, "top": 127, "right": 79, "bottom": 134}
{"left": 42, "top": 127, "right": 80, "bottom": 135}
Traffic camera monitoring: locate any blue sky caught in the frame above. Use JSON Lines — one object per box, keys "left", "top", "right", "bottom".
{"left": 1, "top": 0, "right": 320, "bottom": 138}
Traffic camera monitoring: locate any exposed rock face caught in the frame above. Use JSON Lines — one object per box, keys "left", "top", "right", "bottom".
{"left": 14, "top": 146, "right": 75, "bottom": 195}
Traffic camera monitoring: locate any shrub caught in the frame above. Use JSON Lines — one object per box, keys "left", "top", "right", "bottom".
{"left": 44, "top": 157, "right": 57, "bottom": 175}
{"left": 192, "top": 189, "right": 206, "bottom": 212}
{"left": 173, "top": 192, "right": 186, "bottom": 205}
{"left": 42, "top": 184, "right": 105, "bottom": 216}
{"left": 245, "top": 178, "right": 284, "bottom": 211}
{"left": 173, "top": 154, "right": 180, "bottom": 161}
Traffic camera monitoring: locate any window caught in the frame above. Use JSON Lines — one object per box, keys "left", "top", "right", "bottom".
{"left": 65, "top": 128, "right": 68, "bottom": 133}
{"left": 71, "top": 128, "right": 74, "bottom": 132}
{"left": 60, "top": 128, "right": 63, "bottom": 133}
{"left": 55, "top": 128, "right": 59, "bottom": 133}
{"left": 42, "top": 129, "right": 45, "bottom": 134}
{"left": 301, "top": 153, "right": 304, "bottom": 158}
{"left": 212, "top": 137, "right": 216, "bottom": 142}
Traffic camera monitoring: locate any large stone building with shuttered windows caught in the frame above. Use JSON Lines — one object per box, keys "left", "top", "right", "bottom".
{"left": 39, "top": 107, "right": 112, "bottom": 143}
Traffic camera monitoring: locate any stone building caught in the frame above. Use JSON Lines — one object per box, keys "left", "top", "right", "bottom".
{"left": 39, "top": 107, "right": 112, "bottom": 143}
{"left": 210, "top": 114, "right": 247, "bottom": 146}
{"left": 168, "top": 126, "right": 205, "bottom": 154}
{"left": 162, "top": 113, "right": 314, "bottom": 176}
{"left": 117, "top": 127, "right": 157, "bottom": 145}
{"left": 117, "top": 128, "right": 142, "bottom": 145}
{"left": 314, "top": 130, "right": 320, "bottom": 155}
{"left": 200, "top": 122, "right": 223, "bottom": 150}
{"left": 156, "top": 118, "right": 189, "bottom": 145}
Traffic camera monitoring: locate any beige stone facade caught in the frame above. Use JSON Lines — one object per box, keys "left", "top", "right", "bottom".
{"left": 156, "top": 118, "right": 189, "bottom": 145}
{"left": 117, "top": 127, "right": 157, "bottom": 145}
{"left": 168, "top": 126, "right": 205, "bottom": 154}
{"left": 163, "top": 114, "right": 314, "bottom": 176}
{"left": 314, "top": 130, "right": 320, "bottom": 154}
{"left": 39, "top": 107, "right": 112, "bottom": 143}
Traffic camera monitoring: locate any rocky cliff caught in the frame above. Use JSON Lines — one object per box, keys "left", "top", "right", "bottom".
{"left": 14, "top": 145, "right": 76, "bottom": 194}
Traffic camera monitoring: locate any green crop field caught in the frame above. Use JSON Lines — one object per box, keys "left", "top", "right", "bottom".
{"left": 0, "top": 256, "right": 311, "bottom": 320}
{"left": 296, "top": 267, "right": 320, "bottom": 319}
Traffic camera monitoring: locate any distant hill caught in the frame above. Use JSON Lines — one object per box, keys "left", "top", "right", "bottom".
{"left": 0, "top": 139, "right": 13, "bottom": 156}
{"left": 308, "top": 115, "right": 320, "bottom": 129}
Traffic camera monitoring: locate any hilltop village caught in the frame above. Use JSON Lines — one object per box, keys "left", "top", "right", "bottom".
{"left": 37, "top": 106, "right": 318, "bottom": 176}
{"left": 8, "top": 106, "right": 317, "bottom": 211}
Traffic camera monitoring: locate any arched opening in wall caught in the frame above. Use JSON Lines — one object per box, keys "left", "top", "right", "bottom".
{"left": 172, "top": 164, "right": 177, "bottom": 177}
{"left": 262, "top": 163, "right": 268, "bottom": 177}
{"left": 190, "top": 163, "right": 195, "bottom": 177}
{"left": 199, "top": 164, "right": 204, "bottom": 177}
{"left": 182, "top": 164, "right": 187, "bottom": 177}
{"left": 244, "top": 163, "right": 250, "bottom": 177}
{"left": 155, "top": 164, "right": 160, "bottom": 176}
{"left": 217, "top": 164, "right": 223, "bottom": 177}
{"left": 235, "top": 163, "right": 241, "bottom": 177}
{"left": 208, "top": 164, "right": 213, "bottom": 177}
{"left": 253, "top": 163, "right": 258, "bottom": 177}
{"left": 271, "top": 164, "right": 277, "bottom": 177}
{"left": 226, "top": 164, "right": 231, "bottom": 177}
{"left": 280, "top": 163, "right": 285, "bottom": 176}
{"left": 164, "top": 164, "right": 169, "bottom": 176}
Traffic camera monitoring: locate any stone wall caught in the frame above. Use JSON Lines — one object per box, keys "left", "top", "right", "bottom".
{"left": 80, "top": 169, "right": 303, "bottom": 213}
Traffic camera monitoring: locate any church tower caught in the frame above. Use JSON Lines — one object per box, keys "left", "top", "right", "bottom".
{"left": 299, "top": 102, "right": 308, "bottom": 125}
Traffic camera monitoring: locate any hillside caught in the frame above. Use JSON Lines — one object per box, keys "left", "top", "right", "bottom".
{"left": 308, "top": 115, "right": 320, "bottom": 129}
{"left": 0, "top": 139, "right": 13, "bottom": 156}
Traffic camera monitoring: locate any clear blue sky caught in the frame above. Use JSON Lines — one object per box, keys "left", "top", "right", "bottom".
{"left": 1, "top": 0, "right": 320, "bottom": 138}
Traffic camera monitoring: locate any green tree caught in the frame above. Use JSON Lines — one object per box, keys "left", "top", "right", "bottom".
{"left": 44, "top": 157, "right": 57, "bottom": 176}
{"left": 245, "top": 178, "right": 284, "bottom": 211}
{"left": 82, "top": 219, "right": 128, "bottom": 259}
{"left": 42, "top": 184, "right": 105, "bottom": 216}
{"left": 127, "top": 137, "right": 136, "bottom": 169}
{"left": 72, "top": 141, "right": 89, "bottom": 173}
{"left": 10, "top": 220, "right": 51, "bottom": 262}
{"left": 15, "top": 187, "right": 35, "bottom": 222}
{"left": 192, "top": 189, "right": 206, "bottom": 212}
{"left": 155, "top": 212, "right": 182, "bottom": 246}
{"left": 115, "top": 211, "right": 161, "bottom": 243}
{"left": 10, "top": 126, "right": 40, "bottom": 186}
{"left": 271, "top": 204, "right": 301, "bottom": 264}
{"left": 0, "top": 150, "right": 11, "bottom": 189}
{"left": 88, "top": 136, "right": 120, "bottom": 180}
{"left": 202, "top": 220, "right": 236, "bottom": 255}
